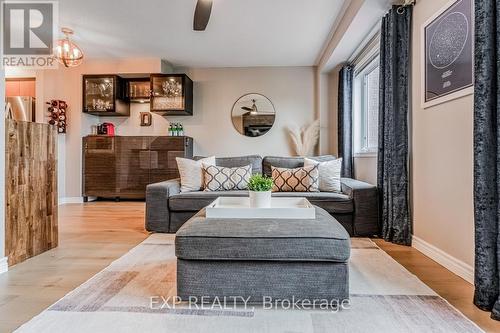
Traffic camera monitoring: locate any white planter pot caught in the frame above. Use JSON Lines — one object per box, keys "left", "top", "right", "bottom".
{"left": 249, "top": 191, "right": 272, "bottom": 208}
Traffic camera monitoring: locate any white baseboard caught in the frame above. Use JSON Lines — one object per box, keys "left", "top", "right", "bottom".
{"left": 0, "top": 257, "right": 8, "bottom": 274}
{"left": 59, "top": 197, "right": 98, "bottom": 205}
{"left": 412, "top": 236, "right": 474, "bottom": 284}
{"left": 59, "top": 197, "right": 84, "bottom": 205}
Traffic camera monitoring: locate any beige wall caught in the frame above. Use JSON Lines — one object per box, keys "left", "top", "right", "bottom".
{"left": 411, "top": 0, "right": 474, "bottom": 268}
{"left": 43, "top": 63, "right": 315, "bottom": 198}
{"left": 183, "top": 67, "right": 315, "bottom": 157}
{"left": 103, "top": 67, "right": 316, "bottom": 159}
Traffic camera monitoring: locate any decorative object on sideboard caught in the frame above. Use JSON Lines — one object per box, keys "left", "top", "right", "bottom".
{"left": 248, "top": 174, "right": 273, "bottom": 208}
{"left": 421, "top": 0, "right": 473, "bottom": 108}
{"left": 96, "top": 122, "right": 115, "bottom": 136}
{"left": 54, "top": 27, "right": 84, "bottom": 68}
{"left": 140, "top": 112, "right": 152, "bottom": 126}
{"left": 47, "top": 99, "right": 67, "bottom": 134}
{"left": 288, "top": 119, "right": 320, "bottom": 156}
{"left": 231, "top": 93, "right": 276, "bottom": 138}
{"left": 168, "top": 122, "right": 184, "bottom": 136}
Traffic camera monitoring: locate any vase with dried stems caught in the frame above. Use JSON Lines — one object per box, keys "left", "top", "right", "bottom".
{"left": 288, "top": 119, "right": 320, "bottom": 156}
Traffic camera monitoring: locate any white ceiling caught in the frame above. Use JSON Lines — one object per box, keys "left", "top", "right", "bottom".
{"left": 322, "top": 0, "right": 391, "bottom": 72}
{"left": 55, "top": 0, "right": 347, "bottom": 67}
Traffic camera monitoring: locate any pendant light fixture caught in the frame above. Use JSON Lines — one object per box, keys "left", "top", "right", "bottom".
{"left": 54, "top": 27, "right": 84, "bottom": 68}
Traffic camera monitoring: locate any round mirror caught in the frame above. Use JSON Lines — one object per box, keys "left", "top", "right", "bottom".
{"left": 231, "top": 93, "right": 276, "bottom": 137}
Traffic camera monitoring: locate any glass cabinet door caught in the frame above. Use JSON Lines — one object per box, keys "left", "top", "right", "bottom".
{"left": 84, "top": 76, "right": 115, "bottom": 112}
{"left": 128, "top": 79, "right": 151, "bottom": 101}
{"left": 151, "top": 75, "right": 185, "bottom": 111}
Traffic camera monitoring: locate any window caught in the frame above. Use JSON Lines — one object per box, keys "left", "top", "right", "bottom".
{"left": 353, "top": 56, "right": 379, "bottom": 155}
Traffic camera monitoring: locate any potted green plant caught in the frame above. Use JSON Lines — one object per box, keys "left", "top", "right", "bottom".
{"left": 247, "top": 174, "right": 274, "bottom": 208}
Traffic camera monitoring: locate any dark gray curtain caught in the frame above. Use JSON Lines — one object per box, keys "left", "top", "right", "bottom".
{"left": 377, "top": 6, "right": 412, "bottom": 246}
{"left": 338, "top": 65, "right": 353, "bottom": 178}
{"left": 473, "top": 0, "right": 500, "bottom": 321}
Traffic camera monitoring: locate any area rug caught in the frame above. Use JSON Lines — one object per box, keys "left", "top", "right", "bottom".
{"left": 15, "top": 235, "right": 483, "bottom": 332}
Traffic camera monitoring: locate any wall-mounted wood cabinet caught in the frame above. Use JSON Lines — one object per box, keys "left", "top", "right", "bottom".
{"left": 83, "top": 73, "right": 194, "bottom": 116}
{"left": 82, "top": 75, "right": 130, "bottom": 116}
{"left": 150, "top": 74, "right": 193, "bottom": 116}
{"left": 126, "top": 77, "right": 151, "bottom": 103}
{"left": 82, "top": 135, "right": 193, "bottom": 200}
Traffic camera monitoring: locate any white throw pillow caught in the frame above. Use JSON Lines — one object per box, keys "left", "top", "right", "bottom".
{"left": 176, "top": 156, "right": 216, "bottom": 192}
{"left": 304, "top": 158, "right": 342, "bottom": 193}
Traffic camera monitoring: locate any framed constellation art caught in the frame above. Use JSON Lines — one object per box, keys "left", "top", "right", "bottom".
{"left": 421, "top": 0, "right": 473, "bottom": 108}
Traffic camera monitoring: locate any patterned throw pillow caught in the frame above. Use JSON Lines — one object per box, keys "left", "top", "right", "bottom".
{"left": 271, "top": 165, "right": 319, "bottom": 192}
{"left": 202, "top": 164, "right": 252, "bottom": 191}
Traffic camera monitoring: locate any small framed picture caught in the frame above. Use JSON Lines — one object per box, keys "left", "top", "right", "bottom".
{"left": 140, "top": 112, "right": 152, "bottom": 127}
{"left": 421, "top": 0, "right": 473, "bottom": 108}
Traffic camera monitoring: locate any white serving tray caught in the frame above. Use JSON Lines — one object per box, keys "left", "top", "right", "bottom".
{"left": 205, "top": 197, "right": 316, "bottom": 219}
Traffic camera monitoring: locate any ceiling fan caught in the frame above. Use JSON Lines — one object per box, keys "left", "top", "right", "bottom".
{"left": 193, "top": 0, "right": 213, "bottom": 31}
{"left": 241, "top": 99, "right": 258, "bottom": 115}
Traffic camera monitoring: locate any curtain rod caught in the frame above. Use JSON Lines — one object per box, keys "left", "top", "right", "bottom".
{"left": 396, "top": 0, "right": 415, "bottom": 13}
{"left": 396, "top": 0, "right": 415, "bottom": 6}
{"left": 349, "top": 30, "right": 380, "bottom": 66}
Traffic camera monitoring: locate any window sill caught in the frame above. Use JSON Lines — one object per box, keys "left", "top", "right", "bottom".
{"left": 354, "top": 152, "right": 377, "bottom": 158}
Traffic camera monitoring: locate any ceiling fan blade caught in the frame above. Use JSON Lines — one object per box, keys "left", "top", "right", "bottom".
{"left": 241, "top": 107, "right": 253, "bottom": 111}
{"left": 193, "top": 0, "right": 213, "bottom": 31}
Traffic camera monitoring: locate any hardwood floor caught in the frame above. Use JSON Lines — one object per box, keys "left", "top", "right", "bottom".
{"left": 374, "top": 239, "right": 500, "bottom": 333}
{"left": 0, "top": 202, "right": 148, "bottom": 332}
{"left": 0, "top": 202, "right": 499, "bottom": 332}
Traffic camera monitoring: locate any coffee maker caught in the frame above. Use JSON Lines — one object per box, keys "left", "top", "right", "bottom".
{"left": 97, "top": 123, "right": 115, "bottom": 136}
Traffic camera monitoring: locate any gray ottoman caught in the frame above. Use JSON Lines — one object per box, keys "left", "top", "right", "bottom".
{"left": 175, "top": 206, "right": 350, "bottom": 303}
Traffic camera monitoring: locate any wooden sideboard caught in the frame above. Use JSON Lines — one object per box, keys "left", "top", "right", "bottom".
{"left": 82, "top": 136, "right": 193, "bottom": 200}
{"left": 5, "top": 120, "right": 58, "bottom": 266}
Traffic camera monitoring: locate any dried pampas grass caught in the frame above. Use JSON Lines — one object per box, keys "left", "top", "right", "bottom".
{"left": 288, "top": 119, "right": 320, "bottom": 156}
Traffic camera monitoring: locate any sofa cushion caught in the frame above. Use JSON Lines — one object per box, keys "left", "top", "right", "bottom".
{"left": 176, "top": 206, "right": 350, "bottom": 262}
{"left": 169, "top": 190, "right": 353, "bottom": 214}
{"left": 195, "top": 155, "right": 263, "bottom": 174}
{"left": 262, "top": 155, "right": 336, "bottom": 177}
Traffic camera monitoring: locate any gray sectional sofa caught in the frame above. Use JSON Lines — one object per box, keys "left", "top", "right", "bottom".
{"left": 145, "top": 155, "right": 379, "bottom": 236}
